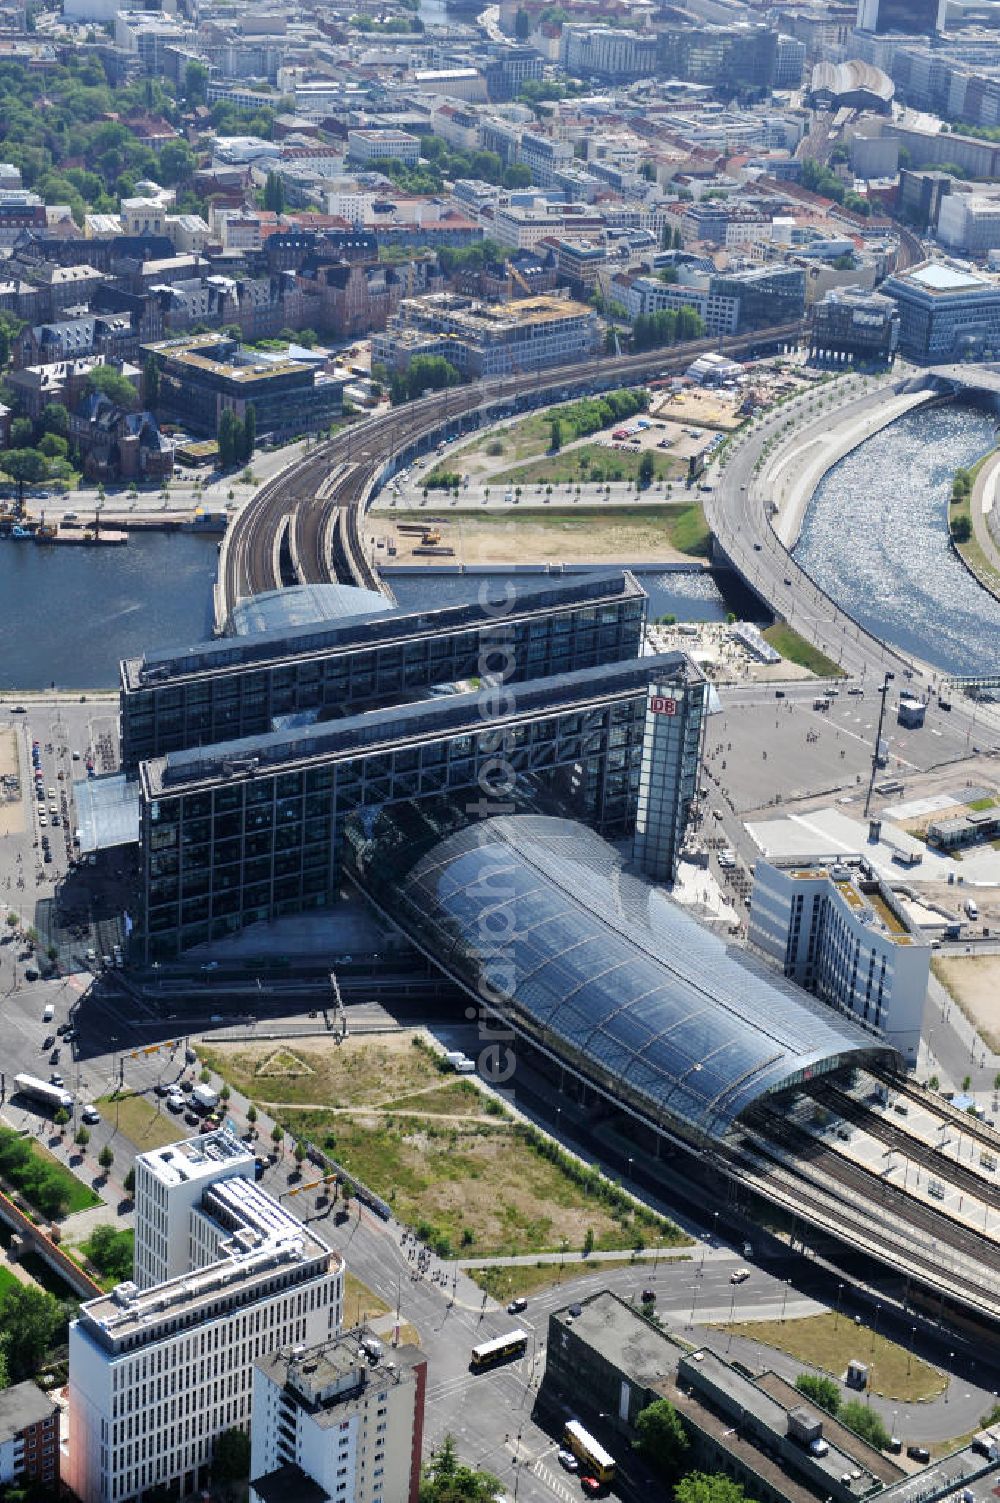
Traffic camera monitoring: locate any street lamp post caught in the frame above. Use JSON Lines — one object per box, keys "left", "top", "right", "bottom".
{"left": 834, "top": 1282, "right": 845, "bottom": 1330}
{"left": 864, "top": 671, "right": 896, "bottom": 818}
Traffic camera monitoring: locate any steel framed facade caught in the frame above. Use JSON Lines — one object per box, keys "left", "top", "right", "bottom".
{"left": 136, "top": 656, "right": 696, "bottom": 962}
{"left": 120, "top": 574, "right": 647, "bottom": 770}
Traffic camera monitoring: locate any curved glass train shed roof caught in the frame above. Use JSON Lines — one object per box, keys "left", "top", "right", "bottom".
{"left": 372, "top": 816, "right": 898, "bottom": 1143}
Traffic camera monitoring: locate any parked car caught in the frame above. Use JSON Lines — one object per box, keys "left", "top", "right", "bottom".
{"left": 557, "top": 1452, "right": 578, "bottom": 1473}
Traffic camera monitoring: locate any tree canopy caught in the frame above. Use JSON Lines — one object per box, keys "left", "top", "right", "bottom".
{"left": 212, "top": 1428, "right": 251, "bottom": 1483}
{"left": 0, "top": 1285, "right": 65, "bottom": 1382}
{"left": 675, "top": 1474, "right": 749, "bottom": 1503}
{"left": 634, "top": 1398, "right": 689, "bottom": 1479}
{"left": 419, "top": 1435, "right": 500, "bottom": 1503}
{"left": 86, "top": 365, "right": 140, "bottom": 409}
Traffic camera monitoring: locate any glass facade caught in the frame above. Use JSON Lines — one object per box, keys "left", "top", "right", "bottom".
{"left": 136, "top": 657, "right": 676, "bottom": 963}
{"left": 121, "top": 574, "right": 647, "bottom": 769}
{"left": 349, "top": 815, "right": 896, "bottom": 1144}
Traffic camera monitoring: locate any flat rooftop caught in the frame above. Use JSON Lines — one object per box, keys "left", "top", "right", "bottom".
{"left": 144, "top": 653, "right": 696, "bottom": 795}
{"left": 551, "top": 1290, "right": 684, "bottom": 1388}
{"left": 257, "top": 1329, "right": 421, "bottom": 1419}
{"left": 123, "top": 570, "right": 646, "bottom": 690}
{"left": 139, "top": 1129, "right": 253, "bottom": 1188}
{"left": 907, "top": 261, "right": 992, "bottom": 294}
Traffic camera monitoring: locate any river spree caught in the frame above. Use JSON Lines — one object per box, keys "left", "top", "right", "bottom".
{"left": 0, "top": 531, "right": 219, "bottom": 690}
{"left": 796, "top": 402, "right": 1000, "bottom": 676}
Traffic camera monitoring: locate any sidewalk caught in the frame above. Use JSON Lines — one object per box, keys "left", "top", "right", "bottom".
{"left": 969, "top": 448, "right": 1000, "bottom": 598}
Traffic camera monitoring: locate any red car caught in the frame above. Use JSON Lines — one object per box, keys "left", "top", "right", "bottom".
{"left": 581, "top": 1479, "right": 602, "bottom": 1497}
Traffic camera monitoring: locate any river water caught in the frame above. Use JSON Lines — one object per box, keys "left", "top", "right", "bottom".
{"left": 4, "top": 400, "right": 999, "bottom": 688}
{"left": 796, "top": 402, "right": 1000, "bottom": 676}
{"left": 0, "top": 531, "right": 219, "bottom": 690}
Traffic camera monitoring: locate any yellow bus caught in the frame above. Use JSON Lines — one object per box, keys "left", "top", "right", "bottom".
{"left": 470, "top": 1329, "right": 529, "bottom": 1372}
{"left": 564, "top": 1420, "right": 616, "bottom": 1484}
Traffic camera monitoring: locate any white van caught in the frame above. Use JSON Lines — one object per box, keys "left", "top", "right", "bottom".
{"left": 42, "top": 1004, "right": 54, "bottom": 1023}
{"left": 965, "top": 897, "right": 980, "bottom": 921}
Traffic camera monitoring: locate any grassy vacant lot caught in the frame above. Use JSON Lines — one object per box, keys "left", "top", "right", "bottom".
{"left": 718, "top": 1312, "right": 944, "bottom": 1402}
{"left": 763, "top": 623, "right": 844, "bottom": 678}
{"left": 269, "top": 1110, "right": 683, "bottom": 1260}
{"left": 97, "top": 1095, "right": 183, "bottom": 1152}
{"left": 202, "top": 1035, "right": 687, "bottom": 1260}
{"left": 345, "top": 1269, "right": 390, "bottom": 1325}
{"left": 931, "top": 955, "right": 1000, "bottom": 1054}
{"left": 489, "top": 443, "right": 683, "bottom": 490}
{"left": 199, "top": 1034, "right": 447, "bottom": 1111}
{"left": 394, "top": 504, "right": 711, "bottom": 561}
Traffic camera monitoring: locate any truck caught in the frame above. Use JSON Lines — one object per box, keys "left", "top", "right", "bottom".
{"left": 965, "top": 897, "right": 980, "bottom": 921}
{"left": 14, "top": 1073, "right": 72, "bottom": 1112}
{"left": 191, "top": 1083, "right": 219, "bottom": 1113}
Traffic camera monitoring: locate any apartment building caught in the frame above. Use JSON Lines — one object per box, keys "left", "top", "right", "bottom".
{"left": 67, "top": 1131, "right": 345, "bottom": 1503}
{"left": 250, "top": 1335, "right": 427, "bottom": 1503}
{"left": 0, "top": 1383, "right": 60, "bottom": 1490}
{"left": 561, "top": 26, "right": 659, "bottom": 82}
{"left": 748, "top": 858, "right": 931, "bottom": 1060}
{"left": 517, "top": 131, "right": 574, "bottom": 188}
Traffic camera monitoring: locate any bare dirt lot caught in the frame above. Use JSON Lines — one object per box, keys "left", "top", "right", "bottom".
{"left": 371, "top": 506, "right": 710, "bottom": 567}
{"left": 0, "top": 729, "right": 23, "bottom": 837}
{"left": 932, "top": 955, "right": 1000, "bottom": 1052}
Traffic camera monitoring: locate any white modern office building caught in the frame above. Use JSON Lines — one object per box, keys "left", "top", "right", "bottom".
{"left": 66, "top": 1132, "right": 345, "bottom": 1503}
{"left": 251, "top": 1334, "right": 427, "bottom": 1503}
{"left": 748, "top": 858, "right": 931, "bottom": 1061}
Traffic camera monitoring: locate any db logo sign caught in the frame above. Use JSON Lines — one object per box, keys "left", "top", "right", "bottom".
{"left": 650, "top": 695, "right": 678, "bottom": 716}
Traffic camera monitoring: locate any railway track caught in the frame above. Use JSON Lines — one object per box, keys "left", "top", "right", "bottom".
{"left": 216, "top": 323, "right": 805, "bottom": 630}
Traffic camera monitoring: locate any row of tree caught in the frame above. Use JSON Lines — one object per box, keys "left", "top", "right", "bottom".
{"left": 386, "top": 355, "right": 461, "bottom": 406}
{"left": 631, "top": 306, "right": 706, "bottom": 351}
{"left": 218, "top": 406, "right": 256, "bottom": 469}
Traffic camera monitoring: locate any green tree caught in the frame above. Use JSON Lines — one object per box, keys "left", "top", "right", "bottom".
{"left": 1, "top": 449, "right": 48, "bottom": 510}
{"left": 840, "top": 1400, "right": 890, "bottom": 1450}
{"left": 294, "top": 1141, "right": 306, "bottom": 1167}
{"left": 123, "top": 1166, "right": 135, "bottom": 1195}
{"left": 271, "top": 1122, "right": 283, "bottom": 1149}
{"left": 40, "top": 402, "right": 69, "bottom": 437}
{"left": 795, "top": 1374, "right": 841, "bottom": 1415}
{"left": 582, "top": 1226, "right": 595, "bottom": 1255}
{"left": 502, "top": 163, "right": 532, "bottom": 189}
{"left": 86, "top": 365, "right": 138, "bottom": 408}
{"left": 98, "top": 1143, "right": 114, "bottom": 1174}
{"left": 143, "top": 353, "right": 160, "bottom": 408}
{"left": 85, "top": 1224, "right": 134, "bottom": 1282}
{"left": 212, "top": 1427, "right": 251, "bottom": 1484}
{"left": 420, "top": 1434, "right": 499, "bottom": 1503}
{"left": 246, "top": 1104, "right": 258, "bottom": 1131}
{"left": 0, "top": 1285, "right": 62, "bottom": 1382}
{"left": 74, "top": 1126, "right": 90, "bottom": 1150}
{"left": 638, "top": 451, "right": 655, "bottom": 489}
{"left": 549, "top": 417, "right": 563, "bottom": 452}
{"left": 53, "top": 1107, "right": 69, "bottom": 1131}
{"left": 184, "top": 59, "right": 208, "bottom": 104}
{"left": 952, "top": 515, "right": 972, "bottom": 544}
{"left": 10, "top": 416, "right": 33, "bottom": 447}
{"left": 674, "top": 1476, "right": 747, "bottom": 1503}
{"left": 37, "top": 433, "right": 67, "bottom": 460}
{"left": 634, "top": 1397, "right": 689, "bottom": 1479}
{"left": 157, "top": 140, "right": 196, "bottom": 187}
{"left": 263, "top": 171, "right": 285, "bottom": 214}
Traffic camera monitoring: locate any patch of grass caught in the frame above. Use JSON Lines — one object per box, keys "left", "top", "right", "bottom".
{"left": 344, "top": 1269, "right": 390, "bottom": 1324}
{"left": 199, "top": 1034, "right": 444, "bottom": 1111}
{"left": 491, "top": 443, "right": 681, "bottom": 489}
{"left": 97, "top": 1095, "right": 182, "bottom": 1152}
{"left": 763, "top": 623, "right": 844, "bottom": 678}
{"left": 0, "top": 1265, "right": 21, "bottom": 1299}
{"left": 264, "top": 1110, "right": 686, "bottom": 1260}
{"left": 0, "top": 1129, "right": 100, "bottom": 1218}
{"left": 382, "top": 1081, "right": 502, "bottom": 1117}
{"left": 467, "top": 1255, "right": 663, "bottom": 1303}
{"left": 968, "top": 796, "right": 996, "bottom": 812}
{"left": 717, "top": 1312, "right": 944, "bottom": 1402}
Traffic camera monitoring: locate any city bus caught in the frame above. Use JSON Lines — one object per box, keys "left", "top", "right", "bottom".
{"left": 469, "top": 1329, "right": 529, "bottom": 1372}
{"left": 563, "top": 1421, "right": 616, "bottom": 1484}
